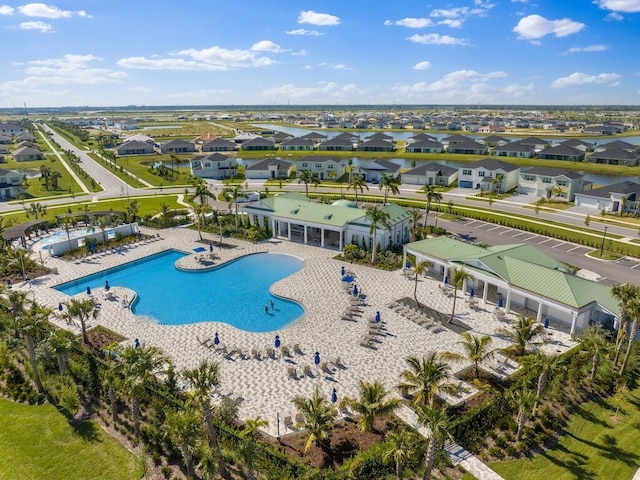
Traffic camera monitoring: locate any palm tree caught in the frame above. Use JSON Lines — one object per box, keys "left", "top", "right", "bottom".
{"left": 440, "top": 333, "right": 493, "bottom": 378}
{"left": 291, "top": 386, "right": 338, "bottom": 453}
{"left": 159, "top": 202, "right": 171, "bottom": 228}
{"left": 60, "top": 297, "right": 100, "bottom": 345}
{"left": 162, "top": 408, "right": 202, "bottom": 478}
{"left": 239, "top": 416, "right": 269, "bottom": 480}
{"left": 398, "top": 353, "right": 452, "bottom": 406}
{"left": 365, "top": 205, "right": 391, "bottom": 264}
{"left": 297, "top": 170, "right": 320, "bottom": 197}
{"left": 223, "top": 186, "right": 241, "bottom": 233}
{"left": 579, "top": 324, "right": 612, "bottom": 382}
{"left": 48, "top": 329, "right": 76, "bottom": 377}
{"left": 522, "top": 351, "right": 563, "bottom": 416}
{"left": 26, "top": 202, "right": 47, "bottom": 219}
{"left": 448, "top": 267, "right": 474, "bottom": 323}
{"left": 611, "top": 283, "right": 639, "bottom": 367}
{"left": 552, "top": 185, "right": 566, "bottom": 201}
{"left": 347, "top": 175, "right": 368, "bottom": 206}
{"left": 119, "top": 345, "right": 167, "bottom": 438}
{"left": 101, "top": 345, "right": 121, "bottom": 425}
{"left": 409, "top": 208, "right": 422, "bottom": 242}
{"left": 189, "top": 178, "right": 215, "bottom": 207}
{"left": 619, "top": 297, "right": 640, "bottom": 375}
{"left": 340, "top": 380, "right": 401, "bottom": 432}
{"left": 182, "top": 359, "right": 228, "bottom": 479}
{"left": 197, "top": 446, "right": 220, "bottom": 480}
{"left": 424, "top": 185, "right": 442, "bottom": 226}
{"left": 496, "top": 315, "right": 545, "bottom": 356}
{"left": 125, "top": 199, "right": 140, "bottom": 235}
{"left": 18, "top": 301, "right": 52, "bottom": 393}
{"left": 191, "top": 202, "right": 209, "bottom": 241}
{"left": 0, "top": 288, "right": 28, "bottom": 337}
{"left": 383, "top": 429, "right": 418, "bottom": 480}
{"left": 5, "top": 247, "right": 33, "bottom": 281}
{"left": 508, "top": 383, "right": 535, "bottom": 441}
{"left": 170, "top": 154, "right": 180, "bottom": 180}
{"left": 412, "top": 260, "right": 433, "bottom": 307}
{"left": 417, "top": 402, "right": 454, "bottom": 480}
{"left": 379, "top": 173, "right": 400, "bottom": 205}
{"left": 60, "top": 215, "right": 75, "bottom": 252}
{"left": 95, "top": 215, "right": 111, "bottom": 247}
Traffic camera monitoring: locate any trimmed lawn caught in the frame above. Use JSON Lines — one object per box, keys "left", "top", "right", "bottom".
{"left": 490, "top": 386, "right": 640, "bottom": 480}
{"left": 0, "top": 398, "right": 143, "bottom": 480}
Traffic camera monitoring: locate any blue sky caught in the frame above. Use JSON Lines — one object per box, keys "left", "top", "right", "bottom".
{"left": 0, "top": 1, "right": 638, "bottom": 107}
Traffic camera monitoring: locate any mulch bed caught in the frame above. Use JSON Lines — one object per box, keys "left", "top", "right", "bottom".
{"left": 398, "top": 297, "right": 472, "bottom": 334}
{"left": 86, "top": 326, "right": 126, "bottom": 351}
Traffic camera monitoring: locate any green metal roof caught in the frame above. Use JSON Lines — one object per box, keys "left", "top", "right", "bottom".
{"left": 407, "top": 236, "right": 488, "bottom": 261}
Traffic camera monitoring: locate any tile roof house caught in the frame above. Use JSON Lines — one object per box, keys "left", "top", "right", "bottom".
{"left": 190, "top": 153, "right": 238, "bottom": 180}
{"left": 560, "top": 138, "right": 594, "bottom": 152}
{"left": 446, "top": 138, "right": 488, "bottom": 155}
{"left": 240, "top": 137, "right": 276, "bottom": 151}
{"left": 587, "top": 146, "right": 640, "bottom": 166}
{"left": 536, "top": 144, "right": 585, "bottom": 162}
{"left": 159, "top": 139, "right": 196, "bottom": 154}
{"left": 404, "top": 138, "right": 444, "bottom": 153}
{"left": 280, "top": 137, "right": 316, "bottom": 151}
{"left": 356, "top": 138, "right": 395, "bottom": 152}
{"left": 12, "top": 146, "right": 44, "bottom": 161}
{"left": 352, "top": 159, "right": 401, "bottom": 183}
{"left": 201, "top": 138, "right": 237, "bottom": 152}
{"left": 518, "top": 167, "right": 585, "bottom": 201}
{"left": 401, "top": 162, "right": 458, "bottom": 186}
{"left": 574, "top": 180, "right": 640, "bottom": 214}
{"left": 318, "top": 134, "right": 358, "bottom": 151}
{"left": 404, "top": 236, "right": 619, "bottom": 335}
{"left": 519, "top": 136, "right": 550, "bottom": 151}
{"left": 481, "top": 135, "right": 509, "bottom": 147}
{"left": 441, "top": 134, "right": 472, "bottom": 148}
{"left": 245, "top": 158, "right": 293, "bottom": 180}
{"left": 116, "top": 140, "right": 155, "bottom": 156}
{"left": 458, "top": 157, "right": 520, "bottom": 192}
{"left": 295, "top": 156, "right": 344, "bottom": 180}
{"left": 0, "top": 168, "right": 24, "bottom": 200}
{"left": 493, "top": 140, "right": 536, "bottom": 158}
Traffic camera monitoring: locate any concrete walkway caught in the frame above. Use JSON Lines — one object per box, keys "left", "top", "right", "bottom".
{"left": 395, "top": 405, "right": 505, "bottom": 480}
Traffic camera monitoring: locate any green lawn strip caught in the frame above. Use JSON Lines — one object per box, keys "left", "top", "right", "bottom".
{"left": 107, "top": 154, "right": 193, "bottom": 187}
{"left": 490, "top": 385, "right": 640, "bottom": 480}
{"left": 85, "top": 153, "right": 148, "bottom": 189}
{"left": 4, "top": 156, "right": 85, "bottom": 198}
{"left": 586, "top": 251, "right": 624, "bottom": 261}
{"left": 0, "top": 397, "right": 143, "bottom": 480}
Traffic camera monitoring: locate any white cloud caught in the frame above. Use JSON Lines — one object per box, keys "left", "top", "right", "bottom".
{"left": 286, "top": 28, "right": 322, "bottom": 36}
{"left": 0, "top": 5, "right": 14, "bottom": 15}
{"left": 250, "top": 40, "right": 285, "bottom": 53}
{"left": 302, "top": 65, "right": 312, "bottom": 70}
{"left": 384, "top": 17, "right": 434, "bottom": 28}
{"left": 17, "top": 3, "right": 91, "bottom": 18}
{"left": 262, "top": 81, "right": 363, "bottom": 101}
{"left": 297, "top": 10, "right": 340, "bottom": 26}
{"left": 428, "top": 1, "right": 495, "bottom": 27}
{"left": 551, "top": 72, "right": 621, "bottom": 88}
{"left": 407, "top": 33, "right": 470, "bottom": 46}
{"left": 438, "top": 19, "right": 464, "bottom": 28}
{"left": 413, "top": 61, "right": 432, "bottom": 70}
{"left": 129, "top": 86, "right": 151, "bottom": 93}
{"left": 565, "top": 44, "right": 608, "bottom": 54}
{"left": 19, "top": 20, "right": 52, "bottom": 32}
{"left": 595, "top": 0, "right": 640, "bottom": 12}
{"left": 118, "top": 45, "right": 278, "bottom": 71}
{"left": 318, "top": 62, "right": 351, "bottom": 70}
{"left": 606, "top": 11, "right": 624, "bottom": 19}
{"left": 292, "top": 49, "right": 308, "bottom": 56}
{"left": 513, "top": 15, "right": 584, "bottom": 40}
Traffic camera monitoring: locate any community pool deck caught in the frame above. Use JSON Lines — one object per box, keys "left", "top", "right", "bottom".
{"left": 26, "top": 227, "right": 576, "bottom": 439}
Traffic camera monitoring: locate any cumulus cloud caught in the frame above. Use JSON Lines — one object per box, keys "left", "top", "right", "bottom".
{"left": 18, "top": 3, "right": 91, "bottom": 18}
{"left": 384, "top": 17, "right": 434, "bottom": 28}
{"left": 407, "top": 33, "right": 470, "bottom": 46}
{"left": 413, "top": 61, "right": 432, "bottom": 70}
{"left": 513, "top": 14, "right": 584, "bottom": 40}
{"left": 0, "top": 5, "right": 14, "bottom": 15}
{"left": 118, "top": 45, "right": 278, "bottom": 71}
{"left": 250, "top": 40, "right": 285, "bottom": 53}
{"left": 551, "top": 72, "right": 621, "bottom": 88}
{"left": 595, "top": 0, "right": 640, "bottom": 12}
{"left": 262, "top": 81, "right": 363, "bottom": 101}
{"left": 429, "top": 1, "right": 495, "bottom": 27}
{"left": 19, "top": 20, "right": 52, "bottom": 32}
{"left": 606, "top": 11, "right": 624, "bottom": 19}
{"left": 297, "top": 10, "right": 340, "bottom": 26}
{"left": 318, "top": 62, "right": 351, "bottom": 70}
{"left": 565, "top": 44, "right": 608, "bottom": 54}
{"left": 286, "top": 28, "right": 322, "bottom": 36}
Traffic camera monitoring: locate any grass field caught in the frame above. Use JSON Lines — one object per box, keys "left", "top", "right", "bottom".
{"left": 0, "top": 398, "right": 144, "bottom": 480}
{"left": 490, "top": 385, "right": 640, "bottom": 480}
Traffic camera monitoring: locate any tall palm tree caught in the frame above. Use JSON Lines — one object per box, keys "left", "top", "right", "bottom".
{"left": 26, "top": 202, "right": 47, "bottom": 219}
{"left": 552, "top": 185, "right": 566, "bottom": 201}
{"left": 18, "top": 301, "right": 52, "bottom": 393}
{"left": 95, "top": 215, "right": 111, "bottom": 247}
{"left": 619, "top": 297, "right": 640, "bottom": 375}
{"left": 189, "top": 178, "right": 215, "bottom": 207}
{"left": 409, "top": 208, "right": 422, "bottom": 242}
{"left": 424, "top": 185, "right": 442, "bottom": 226}
{"left": 5, "top": 247, "right": 33, "bottom": 281}
{"left": 223, "top": 186, "right": 241, "bottom": 233}
{"left": 0, "top": 288, "right": 28, "bottom": 337}
{"left": 522, "top": 351, "right": 563, "bottom": 416}
{"left": 398, "top": 353, "right": 452, "bottom": 406}
{"left": 383, "top": 429, "right": 418, "bottom": 480}
{"left": 60, "top": 297, "right": 100, "bottom": 345}
{"left": 508, "top": 383, "right": 535, "bottom": 441}
{"left": 340, "top": 380, "right": 401, "bottom": 432}
{"left": 170, "top": 154, "right": 180, "bottom": 180}
{"left": 162, "top": 408, "right": 202, "bottom": 478}
{"left": 440, "top": 333, "right": 494, "bottom": 378}
{"left": 611, "top": 283, "right": 639, "bottom": 367}
{"left": 496, "top": 315, "right": 545, "bottom": 356}
{"left": 579, "top": 324, "right": 612, "bottom": 382}
{"left": 191, "top": 202, "right": 209, "bottom": 241}
{"left": 125, "top": 199, "right": 140, "bottom": 235}
{"left": 417, "top": 402, "right": 454, "bottom": 480}
{"left": 48, "top": 329, "right": 76, "bottom": 377}
{"left": 101, "top": 345, "right": 121, "bottom": 425}
{"left": 448, "top": 267, "right": 474, "bottom": 323}
{"left": 239, "top": 416, "right": 269, "bottom": 480}
{"left": 291, "top": 386, "right": 338, "bottom": 454}
{"left": 297, "top": 170, "right": 320, "bottom": 197}
{"left": 182, "top": 359, "right": 228, "bottom": 479}
{"left": 412, "top": 260, "right": 433, "bottom": 307}
{"left": 365, "top": 205, "right": 391, "bottom": 264}
{"left": 347, "top": 175, "right": 369, "bottom": 206}
{"left": 119, "top": 345, "right": 167, "bottom": 438}
{"left": 379, "top": 173, "right": 400, "bottom": 205}
{"left": 159, "top": 201, "right": 171, "bottom": 228}
{"left": 60, "top": 215, "right": 75, "bottom": 252}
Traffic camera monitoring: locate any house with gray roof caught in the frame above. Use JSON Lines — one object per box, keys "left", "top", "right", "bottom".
{"left": 446, "top": 138, "right": 488, "bottom": 155}
{"left": 560, "top": 138, "right": 593, "bottom": 152}
{"left": 357, "top": 138, "right": 395, "bottom": 152}
{"left": 245, "top": 158, "right": 293, "bottom": 180}
{"left": 481, "top": 135, "right": 509, "bottom": 147}
{"left": 318, "top": 134, "right": 357, "bottom": 151}
{"left": 574, "top": 180, "right": 640, "bottom": 214}
{"left": 190, "top": 153, "right": 237, "bottom": 180}
{"left": 493, "top": 140, "right": 535, "bottom": 158}
{"left": 295, "top": 156, "right": 344, "bottom": 180}
{"left": 402, "top": 162, "right": 458, "bottom": 187}
{"left": 587, "top": 146, "right": 639, "bottom": 166}
{"left": 16, "top": 132, "right": 35, "bottom": 143}
{"left": 405, "top": 138, "right": 444, "bottom": 153}
{"left": 116, "top": 140, "right": 155, "bottom": 156}
{"left": 518, "top": 167, "right": 585, "bottom": 201}
{"left": 12, "top": 146, "right": 44, "bottom": 161}
{"left": 0, "top": 123, "right": 24, "bottom": 135}
{"left": 441, "top": 134, "right": 472, "bottom": 148}
{"left": 201, "top": 138, "right": 237, "bottom": 152}
{"left": 458, "top": 157, "right": 520, "bottom": 192}
{"left": 536, "top": 144, "right": 585, "bottom": 162}
{"left": 406, "top": 133, "right": 438, "bottom": 144}
{"left": 159, "top": 139, "right": 196, "bottom": 154}
{"left": 240, "top": 137, "right": 276, "bottom": 151}
{"left": 0, "top": 168, "right": 24, "bottom": 199}
{"left": 519, "top": 136, "right": 549, "bottom": 151}
{"left": 280, "top": 137, "right": 316, "bottom": 151}
{"left": 0, "top": 134, "right": 12, "bottom": 144}
{"left": 352, "top": 159, "right": 401, "bottom": 183}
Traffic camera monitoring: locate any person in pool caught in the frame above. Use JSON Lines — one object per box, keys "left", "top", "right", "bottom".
{"left": 264, "top": 304, "right": 269, "bottom": 314}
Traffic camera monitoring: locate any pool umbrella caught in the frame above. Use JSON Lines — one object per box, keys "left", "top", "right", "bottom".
{"left": 498, "top": 297, "right": 504, "bottom": 308}
{"left": 214, "top": 332, "right": 220, "bottom": 346}
{"left": 86, "top": 286, "right": 92, "bottom": 295}
{"left": 331, "top": 387, "right": 338, "bottom": 404}
{"left": 375, "top": 311, "right": 381, "bottom": 323}
{"left": 544, "top": 318, "right": 549, "bottom": 329}
{"left": 274, "top": 335, "right": 281, "bottom": 349}
{"left": 314, "top": 351, "right": 320, "bottom": 366}
{"left": 444, "top": 276, "right": 449, "bottom": 285}
{"left": 105, "top": 280, "right": 110, "bottom": 291}
{"left": 470, "top": 288, "right": 474, "bottom": 298}
{"left": 193, "top": 246, "right": 206, "bottom": 253}
{"left": 134, "top": 338, "right": 140, "bottom": 348}
{"left": 58, "top": 303, "right": 63, "bottom": 312}
{"left": 209, "top": 243, "right": 214, "bottom": 253}
{"left": 353, "top": 285, "right": 359, "bottom": 296}
{"left": 341, "top": 266, "right": 345, "bottom": 276}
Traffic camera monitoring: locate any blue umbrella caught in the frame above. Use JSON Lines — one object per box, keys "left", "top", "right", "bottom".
{"left": 58, "top": 303, "right": 63, "bottom": 312}
{"left": 444, "top": 276, "right": 449, "bottom": 285}
{"left": 314, "top": 351, "right": 320, "bottom": 366}
{"left": 375, "top": 311, "right": 381, "bottom": 323}
{"left": 341, "top": 266, "right": 345, "bottom": 276}
{"left": 275, "top": 335, "right": 281, "bottom": 349}
{"left": 353, "top": 285, "right": 359, "bottom": 296}
{"left": 498, "top": 297, "right": 504, "bottom": 308}
{"left": 470, "top": 288, "right": 475, "bottom": 298}
{"left": 86, "top": 286, "right": 92, "bottom": 295}
{"left": 214, "top": 332, "right": 220, "bottom": 345}
{"left": 193, "top": 246, "right": 206, "bottom": 253}
{"left": 331, "top": 387, "right": 338, "bottom": 404}
{"left": 105, "top": 280, "right": 110, "bottom": 291}
{"left": 544, "top": 318, "right": 549, "bottom": 329}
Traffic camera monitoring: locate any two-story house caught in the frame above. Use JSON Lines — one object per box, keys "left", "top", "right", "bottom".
{"left": 458, "top": 158, "right": 520, "bottom": 192}
{"left": 0, "top": 168, "right": 24, "bottom": 199}
{"left": 190, "top": 153, "right": 237, "bottom": 180}
{"left": 294, "top": 156, "right": 344, "bottom": 180}
{"left": 517, "top": 167, "right": 585, "bottom": 201}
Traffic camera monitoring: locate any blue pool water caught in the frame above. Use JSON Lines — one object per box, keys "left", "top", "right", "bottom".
{"left": 54, "top": 250, "right": 304, "bottom": 332}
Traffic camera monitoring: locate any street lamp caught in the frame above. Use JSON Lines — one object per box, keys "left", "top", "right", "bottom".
{"left": 600, "top": 226, "right": 608, "bottom": 257}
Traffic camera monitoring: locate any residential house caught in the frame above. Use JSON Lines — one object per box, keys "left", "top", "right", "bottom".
{"left": 560, "top": 138, "right": 593, "bottom": 152}
{"left": 232, "top": 132, "right": 261, "bottom": 144}
{"left": 116, "top": 140, "right": 155, "bottom": 156}
{"left": 0, "top": 134, "right": 12, "bottom": 144}
{"left": 318, "top": 133, "right": 358, "bottom": 151}
{"left": 574, "top": 181, "right": 640, "bottom": 214}
{"left": 12, "top": 146, "right": 44, "bottom": 161}
{"left": 519, "top": 136, "right": 549, "bottom": 152}
{"left": 114, "top": 119, "right": 139, "bottom": 130}
{"left": 356, "top": 138, "right": 395, "bottom": 152}
{"left": 240, "top": 137, "right": 276, "bottom": 151}
{"left": 480, "top": 135, "right": 509, "bottom": 148}
{"left": 493, "top": 140, "right": 536, "bottom": 158}
{"left": 299, "top": 132, "right": 328, "bottom": 144}
{"left": 295, "top": 156, "right": 343, "bottom": 180}
{"left": 446, "top": 139, "right": 488, "bottom": 155}
{"left": 587, "top": 147, "right": 640, "bottom": 166}
{"left": 364, "top": 132, "right": 394, "bottom": 142}
{"left": 441, "top": 134, "right": 472, "bottom": 149}
{"left": 15, "top": 132, "right": 35, "bottom": 143}
{"left": 536, "top": 144, "right": 585, "bottom": 162}
{"left": 352, "top": 159, "right": 401, "bottom": 183}
{"left": 0, "top": 123, "right": 24, "bottom": 135}
{"left": 201, "top": 138, "right": 237, "bottom": 152}
{"left": 406, "top": 133, "right": 438, "bottom": 144}
{"left": 269, "top": 131, "right": 294, "bottom": 143}
{"left": 190, "top": 153, "right": 237, "bottom": 180}
{"left": 405, "top": 138, "right": 445, "bottom": 153}
{"left": 0, "top": 168, "right": 24, "bottom": 199}
{"left": 123, "top": 134, "right": 155, "bottom": 145}
{"left": 401, "top": 162, "right": 458, "bottom": 187}
{"left": 245, "top": 158, "right": 293, "bottom": 180}
{"left": 457, "top": 157, "right": 520, "bottom": 192}
{"left": 280, "top": 137, "right": 316, "bottom": 151}
{"left": 403, "top": 236, "right": 619, "bottom": 335}
{"left": 159, "top": 139, "right": 196, "bottom": 154}
{"left": 478, "top": 125, "right": 506, "bottom": 134}
{"left": 518, "top": 167, "right": 585, "bottom": 201}
{"left": 241, "top": 191, "right": 411, "bottom": 251}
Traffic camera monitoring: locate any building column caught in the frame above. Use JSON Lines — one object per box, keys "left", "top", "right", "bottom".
{"left": 505, "top": 289, "right": 512, "bottom": 312}
{"left": 443, "top": 267, "right": 449, "bottom": 285}
{"left": 287, "top": 222, "right": 291, "bottom": 241}
{"left": 271, "top": 218, "right": 276, "bottom": 238}
{"left": 570, "top": 312, "right": 578, "bottom": 336}
{"left": 303, "top": 225, "right": 308, "bottom": 245}
{"left": 339, "top": 230, "right": 343, "bottom": 251}
{"left": 321, "top": 228, "right": 325, "bottom": 248}
{"left": 536, "top": 302, "right": 544, "bottom": 323}
{"left": 482, "top": 281, "right": 488, "bottom": 303}
{"left": 402, "top": 250, "right": 407, "bottom": 269}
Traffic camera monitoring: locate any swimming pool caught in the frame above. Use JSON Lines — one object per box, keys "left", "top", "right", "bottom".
{"left": 54, "top": 250, "right": 304, "bottom": 332}
{"left": 35, "top": 227, "right": 100, "bottom": 246}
